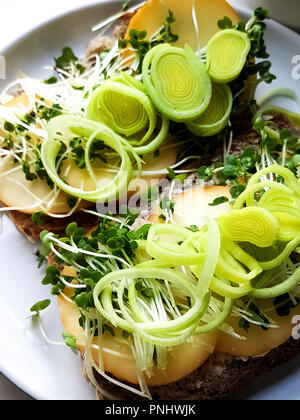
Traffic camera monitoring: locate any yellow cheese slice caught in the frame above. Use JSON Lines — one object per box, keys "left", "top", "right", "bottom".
{"left": 148, "top": 185, "right": 232, "bottom": 225}
{"left": 216, "top": 300, "right": 300, "bottom": 357}
{"left": 4, "top": 93, "right": 30, "bottom": 109}
{"left": 125, "top": 0, "right": 240, "bottom": 50}
{"left": 59, "top": 277, "right": 219, "bottom": 386}
{"left": 0, "top": 158, "right": 74, "bottom": 214}
{"left": 62, "top": 147, "right": 178, "bottom": 200}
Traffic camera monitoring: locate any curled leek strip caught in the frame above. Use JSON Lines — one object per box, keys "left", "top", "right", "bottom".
{"left": 210, "top": 277, "right": 253, "bottom": 299}
{"left": 233, "top": 181, "right": 293, "bottom": 210}
{"left": 275, "top": 213, "right": 300, "bottom": 242}
{"left": 146, "top": 224, "right": 205, "bottom": 266}
{"left": 186, "top": 83, "right": 233, "bottom": 137}
{"left": 251, "top": 265, "right": 300, "bottom": 299}
{"left": 142, "top": 44, "right": 212, "bottom": 123}
{"left": 41, "top": 116, "right": 132, "bottom": 203}
{"left": 215, "top": 240, "right": 263, "bottom": 285}
{"left": 259, "top": 233, "right": 300, "bottom": 271}
{"left": 219, "top": 207, "right": 279, "bottom": 248}
{"left": 246, "top": 164, "right": 300, "bottom": 197}
{"left": 189, "top": 218, "right": 221, "bottom": 298}
{"left": 195, "top": 295, "right": 233, "bottom": 334}
{"left": 132, "top": 116, "right": 169, "bottom": 155}
{"left": 87, "top": 74, "right": 169, "bottom": 156}
{"left": 93, "top": 268, "right": 210, "bottom": 347}
{"left": 215, "top": 255, "right": 261, "bottom": 285}
{"left": 206, "top": 29, "right": 251, "bottom": 84}
{"left": 258, "top": 189, "right": 300, "bottom": 220}
{"left": 146, "top": 222, "right": 261, "bottom": 288}
{"left": 254, "top": 105, "right": 300, "bottom": 129}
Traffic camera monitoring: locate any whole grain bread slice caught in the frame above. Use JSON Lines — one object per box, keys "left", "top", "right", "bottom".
{"left": 88, "top": 337, "right": 300, "bottom": 400}
{"left": 7, "top": 209, "right": 99, "bottom": 240}
{"left": 49, "top": 243, "right": 299, "bottom": 401}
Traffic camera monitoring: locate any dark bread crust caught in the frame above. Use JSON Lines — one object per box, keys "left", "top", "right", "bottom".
{"left": 92, "top": 337, "right": 300, "bottom": 400}
{"left": 181, "top": 114, "right": 299, "bottom": 172}
{"left": 113, "top": 12, "right": 135, "bottom": 39}
{"left": 7, "top": 209, "right": 99, "bottom": 240}
{"left": 228, "top": 113, "right": 300, "bottom": 156}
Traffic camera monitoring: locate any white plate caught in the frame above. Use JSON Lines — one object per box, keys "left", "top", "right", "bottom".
{"left": 0, "top": 1, "right": 300, "bottom": 401}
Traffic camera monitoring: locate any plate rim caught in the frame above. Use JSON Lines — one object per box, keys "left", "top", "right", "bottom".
{"left": 0, "top": 0, "right": 118, "bottom": 56}
{"left": 0, "top": 2, "right": 299, "bottom": 401}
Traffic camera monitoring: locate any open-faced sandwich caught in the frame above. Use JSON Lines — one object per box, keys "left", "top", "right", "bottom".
{"left": 1, "top": 0, "right": 300, "bottom": 400}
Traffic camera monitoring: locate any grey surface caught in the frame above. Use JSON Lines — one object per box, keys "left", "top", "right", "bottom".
{"left": 0, "top": 375, "right": 32, "bottom": 400}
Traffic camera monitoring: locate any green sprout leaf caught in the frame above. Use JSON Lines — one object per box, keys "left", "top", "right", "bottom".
{"left": 254, "top": 7, "right": 269, "bottom": 21}
{"left": 44, "top": 76, "right": 58, "bottom": 84}
{"left": 67, "top": 196, "right": 77, "bottom": 209}
{"left": 62, "top": 332, "right": 77, "bottom": 353}
{"left": 121, "top": 0, "right": 131, "bottom": 12}
{"left": 55, "top": 47, "right": 78, "bottom": 70}
{"left": 198, "top": 166, "right": 213, "bottom": 181}
{"left": 34, "top": 250, "right": 47, "bottom": 269}
{"left": 209, "top": 196, "right": 229, "bottom": 207}
{"left": 160, "top": 10, "right": 179, "bottom": 43}
{"left": 75, "top": 291, "right": 95, "bottom": 309}
{"left": 32, "top": 212, "right": 45, "bottom": 227}
{"left": 160, "top": 196, "right": 175, "bottom": 213}
{"left": 280, "top": 128, "right": 298, "bottom": 146}
{"left": 22, "top": 160, "right": 38, "bottom": 181}
{"left": 40, "top": 103, "right": 63, "bottom": 122}
{"left": 4, "top": 121, "right": 15, "bottom": 133}
{"left": 167, "top": 167, "right": 186, "bottom": 184}
{"left": 188, "top": 225, "right": 199, "bottom": 233}
{"left": 289, "top": 155, "right": 300, "bottom": 170}
{"left": 66, "top": 222, "right": 78, "bottom": 237}
{"left": 30, "top": 299, "right": 51, "bottom": 315}
{"left": 230, "top": 184, "right": 246, "bottom": 199}
{"left": 40, "top": 230, "right": 53, "bottom": 257}
{"left": 218, "top": 16, "right": 233, "bottom": 30}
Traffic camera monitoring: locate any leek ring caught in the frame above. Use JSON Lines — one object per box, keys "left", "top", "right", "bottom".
{"left": 142, "top": 44, "right": 212, "bottom": 122}
{"left": 42, "top": 116, "right": 132, "bottom": 203}
{"left": 87, "top": 75, "right": 169, "bottom": 155}
{"left": 206, "top": 29, "right": 251, "bottom": 84}
{"left": 186, "top": 83, "right": 233, "bottom": 137}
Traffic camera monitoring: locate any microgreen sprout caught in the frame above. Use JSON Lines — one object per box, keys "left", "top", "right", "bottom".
{"left": 197, "top": 146, "right": 261, "bottom": 202}
{"left": 118, "top": 11, "right": 179, "bottom": 72}
{"left": 55, "top": 47, "right": 86, "bottom": 74}
{"left": 32, "top": 212, "right": 45, "bottom": 227}
{"left": 167, "top": 167, "right": 187, "bottom": 184}
{"left": 121, "top": 0, "right": 131, "bottom": 12}
{"left": 30, "top": 299, "right": 51, "bottom": 316}
{"left": 208, "top": 196, "right": 229, "bottom": 207}
{"left": 62, "top": 332, "right": 78, "bottom": 353}
{"left": 34, "top": 250, "right": 47, "bottom": 269}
